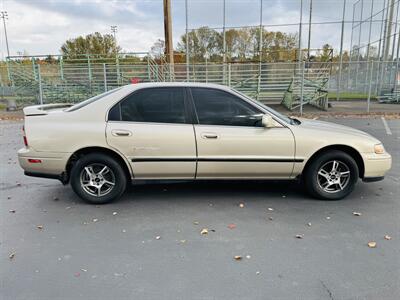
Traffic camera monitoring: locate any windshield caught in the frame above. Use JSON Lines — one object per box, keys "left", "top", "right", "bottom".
{"left": 66, "top": 87, "right": 123, "bottom": 112}
{"left": 231, "top": 89, "right": 295, "bottom": 125}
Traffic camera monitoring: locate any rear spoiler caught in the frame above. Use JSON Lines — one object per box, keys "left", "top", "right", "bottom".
{"left": 23, "top": 103, "right": 73, "bottom": 116}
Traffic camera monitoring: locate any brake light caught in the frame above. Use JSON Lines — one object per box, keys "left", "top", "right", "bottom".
{"left": 22, "top": 125, "right": 28, "bottom": 146}
{"left": 28, "top": 159, "right": 42, "bottom": 163}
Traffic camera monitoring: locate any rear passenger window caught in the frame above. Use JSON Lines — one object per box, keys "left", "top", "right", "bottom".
{"left": 117, "top": 88, "right": 187, "bottom": 124}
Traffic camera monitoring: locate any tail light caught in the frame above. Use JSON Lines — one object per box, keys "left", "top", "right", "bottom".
{"left": 22, "top": 125, "right": 28, "bottom": 146}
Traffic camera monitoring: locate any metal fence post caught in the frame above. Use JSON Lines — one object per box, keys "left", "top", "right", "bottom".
{"left": 367, "top": 60, "right": 374, "bottom": 113}
{"left": 60, "top": 56, "right": 64, "bottom": 80}
{"left": 300, "top": 61, "right": 305, "bottom": 115}
{"left": 103, "top": 63, "right": 107, "bottom": 92}
{"left": 37, "top": 64, "right": 43, "bottom": 105}
{"left": 228, "top": 63, "right": 231, "bottom": 87}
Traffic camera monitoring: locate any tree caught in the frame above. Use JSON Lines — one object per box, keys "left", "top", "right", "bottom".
{"left": 176, "top": 27, "right": 298, "bottom": 63}
{"left": 150, "top": 39, "right": 165, "bottom": 59}
{"left": 60, "top": 32, "right": 121, "bottom": 59}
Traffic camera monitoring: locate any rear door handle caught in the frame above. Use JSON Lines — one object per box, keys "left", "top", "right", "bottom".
{"left": 201, "top": 132, "right": 219, "bottom": 139}
{"left": 111, "top": 129, "right": 132, "bottom": 137}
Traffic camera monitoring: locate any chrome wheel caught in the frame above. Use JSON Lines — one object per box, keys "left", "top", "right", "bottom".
{"left": 80, "top": 163, "right": 116, "bottom": 197}
{"left": 317, "top": 160, "right": 351, "bottom": 193}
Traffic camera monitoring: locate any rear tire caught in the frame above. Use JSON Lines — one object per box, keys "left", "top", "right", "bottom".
{"left": 70, "top": 153, "right": 127, "bottom": 204}
{"left": 304, "top": 150, "right": 359, "bottom": 200}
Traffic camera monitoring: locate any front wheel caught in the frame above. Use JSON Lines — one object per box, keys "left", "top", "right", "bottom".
{"left": 70, "top": 153, "right": 127, "bottom": 204}
{"left": 304, "top": 150, "right": 359, "bottom": 200}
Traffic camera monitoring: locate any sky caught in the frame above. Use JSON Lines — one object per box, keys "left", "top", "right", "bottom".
{"left": 0, "top": 0, "right": 391, "bottom": 59}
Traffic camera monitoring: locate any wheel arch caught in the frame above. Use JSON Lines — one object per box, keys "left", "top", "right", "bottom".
{"left": 65, "top": 146, "right": 132, "bottom": 182}
{"left": 303, "top": 144, "right": 365, "bottom": 178}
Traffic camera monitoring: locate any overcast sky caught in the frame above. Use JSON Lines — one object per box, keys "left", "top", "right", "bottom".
{"left": 0, "top": 0, "right": 390, "bottom": 59}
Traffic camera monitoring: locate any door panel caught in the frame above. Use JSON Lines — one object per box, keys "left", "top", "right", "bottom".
{"left": 194, "top": 125, "right": 295, "bottom": 178}
{"left": 106, "top": 122, "right": 196, "bottom": 179}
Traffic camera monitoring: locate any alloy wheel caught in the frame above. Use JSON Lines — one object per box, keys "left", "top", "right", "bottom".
{"left": 317, "top": 160, "right": 351, "bottom": 193}
{"left": 80, "top": 163, "right": 116, "bottom": 197}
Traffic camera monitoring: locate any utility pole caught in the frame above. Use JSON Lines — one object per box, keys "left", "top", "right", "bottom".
{"left": 111, "top": 25, "right": 118, "bottom": 43}
{"left": 1, "top": 11, "right": 10, "bottom": 58}
{"left": 307, "top": 0, "right": 312, "bottom": 61}
{"left": 163, "top": 0, "right": 174, "bottom": 66}
{"left": 185, "top": 0, "right": 189, "bottom": 80}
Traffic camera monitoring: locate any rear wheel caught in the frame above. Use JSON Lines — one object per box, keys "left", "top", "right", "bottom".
{"left": 70, "top": 153, "right": 127, "bottom": 204}
{"left": 304, "top": 150, "right": 359, "bottom": 200}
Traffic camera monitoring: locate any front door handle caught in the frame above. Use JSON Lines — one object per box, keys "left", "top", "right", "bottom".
{"left": 201, "top": 132, "right": 219, "bottom": 139}
{"left": 111, "top": 129, "right": 132, "bottom": 137}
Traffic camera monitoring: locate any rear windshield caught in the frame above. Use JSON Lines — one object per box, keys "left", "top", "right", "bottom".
{"left": 66, "top": 87, "right": 123, "bottom": 112}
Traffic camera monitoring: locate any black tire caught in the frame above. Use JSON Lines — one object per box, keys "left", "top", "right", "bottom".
{"left": 304, "top": 150, "right": 359, "bottom": 200}
{"left": 70, "top": 153, "right": 127, "bottom": 204}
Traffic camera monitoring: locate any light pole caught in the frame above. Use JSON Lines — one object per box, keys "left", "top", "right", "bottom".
{"left": 1, "top": 11, "right": 10, "bottom": 58}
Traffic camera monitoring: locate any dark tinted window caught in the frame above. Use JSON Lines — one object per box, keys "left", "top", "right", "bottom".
{"left": 119, "top": 88, "right": 187, "bottom": 124}
{"left": 191, "top": 88, "right": 262, "bottom": 127}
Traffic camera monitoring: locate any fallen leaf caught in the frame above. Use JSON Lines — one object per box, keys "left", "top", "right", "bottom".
{"left": 234, "top": 255, "right": 242, "bottom": 260}
{"left": 180, "top": 239, "right": 186, "bottom": 244}
{"left": 239, "top": 203, "right": 244, "bottom": 208}
{"left": 227, "top": 223, "right": 236, "bottom": 229}
{"left": 9, "top": 252, "right": 15, "bottom": 260}
{"left": 295, "top": 234, "right": 304, "bottom": 239}
{"left": 155, "top": 236, "right": 161, "bottom": 240}
{"left": 200, "top": 228, "right": 208, "bottom": 235}
{"left": 37, "top": 225, "right": 43, "bottom": 230}
{"left": 368, "top": 241, "right": 377, "bottom": 248}
{"left": 384, "top": 235, "right": 392, "bottom": 240}
{"left": 352, "top": 212, "right": 362, "bottom": 216}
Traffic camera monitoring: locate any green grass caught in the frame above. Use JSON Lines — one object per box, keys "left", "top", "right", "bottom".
{"left": 328, "top": 92, "right": 377, "bottom": 100}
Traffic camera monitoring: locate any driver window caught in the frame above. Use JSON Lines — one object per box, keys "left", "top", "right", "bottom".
{"left": 191, "top": 88, "right": 262, "bottom": 127}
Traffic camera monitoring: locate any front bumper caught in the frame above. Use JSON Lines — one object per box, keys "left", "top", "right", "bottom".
{"left": 362, "top": 152, "right": 392, "bottom": 179}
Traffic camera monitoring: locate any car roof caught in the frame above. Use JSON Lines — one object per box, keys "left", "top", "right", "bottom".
{"left": 120, "top": 82, "right": 232, "bottom": 93}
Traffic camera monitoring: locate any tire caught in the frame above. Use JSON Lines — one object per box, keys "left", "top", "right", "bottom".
{"left": 70, "top": 153, "right": 127, "bottom": 204}
{"left": 304, "top": 150, "right": 359, "bottom": 200}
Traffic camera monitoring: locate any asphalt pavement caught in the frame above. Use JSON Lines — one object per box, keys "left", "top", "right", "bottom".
{"left": 1, "top": 117, "right": 399, "bottom": 300}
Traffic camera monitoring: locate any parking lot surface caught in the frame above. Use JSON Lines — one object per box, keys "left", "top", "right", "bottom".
{"left": 1, "top": 117, "right": 399, "bottom": 300}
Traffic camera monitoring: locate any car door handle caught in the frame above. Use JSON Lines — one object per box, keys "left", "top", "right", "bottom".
{"left": 111, "top": 129, "right": 132, "bottom": 137}
{"left": 201, "top": 132, "right": 219, "bottom": 139}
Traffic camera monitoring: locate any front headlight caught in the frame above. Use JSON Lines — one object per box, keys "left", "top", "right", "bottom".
{"left": 374, "top": 143, "right": 385, "bottom": 154}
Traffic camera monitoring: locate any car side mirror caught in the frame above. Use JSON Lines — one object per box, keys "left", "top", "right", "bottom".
{"left": 262, "top": 114, "right": 276, "bottom": 128}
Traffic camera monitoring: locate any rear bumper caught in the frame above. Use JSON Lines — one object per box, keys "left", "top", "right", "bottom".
{"left": 18, "top": 147, "right": 71, "bottom": 179}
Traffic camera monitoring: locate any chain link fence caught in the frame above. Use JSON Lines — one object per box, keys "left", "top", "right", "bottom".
{"left": 0, "top": 59, "right": 399, "bottom": 113}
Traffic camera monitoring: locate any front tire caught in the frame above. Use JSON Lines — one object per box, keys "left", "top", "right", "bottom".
{"left": 304, "top": 150, "right": 359, "bottom": 200}
{"left": 70, "top": 153, "right": 127, "bottom": 204}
